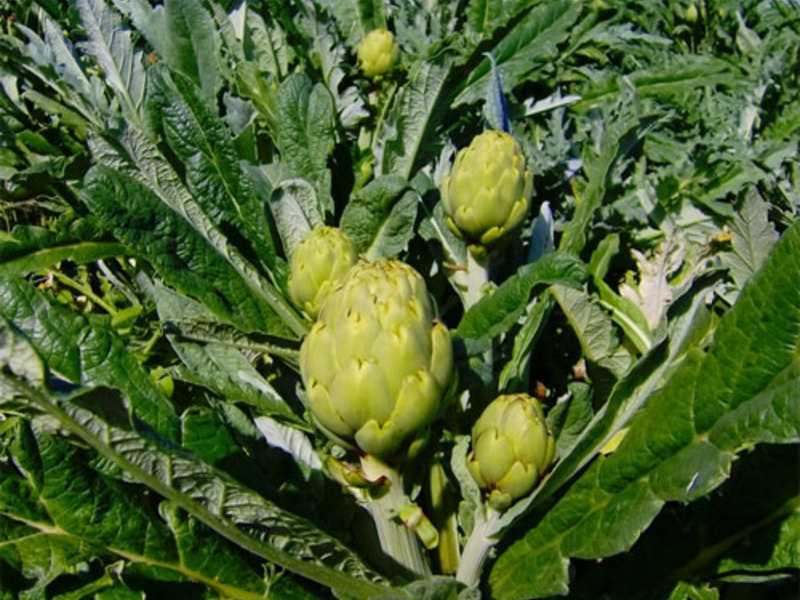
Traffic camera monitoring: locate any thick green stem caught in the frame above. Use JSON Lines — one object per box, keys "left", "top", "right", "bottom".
{"left": 360, "top": 455, "right": 431, "bottom": 577}
{"left": 456, "top": 507, "right": 501, "bottom": 589}
{"left": 463, "top": 251, "right": 490, "bottom": 310}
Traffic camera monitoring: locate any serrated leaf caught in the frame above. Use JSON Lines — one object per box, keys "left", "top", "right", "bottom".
{"left": 456, "top": 1, "right": 581, "bottom": 106}
{"left": 0, "top": 279, "right": 177, "bottom": 440}
{"left": 340, "top": 175, "right": 418, "bottom": 260}
{"left": 148, "top": 66, "right": 279, "bottom": 274}
{"left": 490, "top": 219, "right": 800, "bottom": 599}
{"left": 82, "top": 164, "right": 292, "bottom": 337}
{"left": 498, "top": 294, "right": 554, "bottom": 392}
{"left": 148, "top": 280, "right": 302, "bottom": 424}
{"left": 116, "top": 0, "right": 220, "bottom": 104}
{"left": 378, "top": 59, "right": 451, "bottom": 180}
{"left": 721, "top": 189, "right": 779, "bottom": 294}
{"left": 0, "top": 420, "right": 276, "bottom": 600}
{"left": 457, "top": 253, "right": 587, "bottom": 341}
{"left": 74, "top": 0, "right": 146, "bottom": 119}
{"left": 4, "top": 384, "right": 389, "bottom": 598}
{"left": 276, "top": 74, "right": 336, "bottom": 216}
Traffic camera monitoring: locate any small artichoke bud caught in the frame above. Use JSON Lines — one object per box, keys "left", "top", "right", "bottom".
{"left": 467, "top": 394, "right": 555, "bottom": 511}
{"left": 441, "top": 130, "right": 532, "bottom": 255}
{"left": 288, "top": 226, "right": 357, "bottom": 319}
{"left": 357, "top": 29, "right": 399, "bottom": 79}
{"left": 300, "top": 259, "right": 453, "bottom": 458}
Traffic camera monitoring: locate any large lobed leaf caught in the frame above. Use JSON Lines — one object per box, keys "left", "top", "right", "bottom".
{"left": 490, "top": 217, "right": 800, "bottom": 598}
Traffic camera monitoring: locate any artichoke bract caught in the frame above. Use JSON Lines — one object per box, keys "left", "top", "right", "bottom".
{"left": 441, "top": 130, "right": 532, "bottom": 255}
{"left": 467, "top": 394, "right": 555, "bottom": 510}
{"left": 300, "top": 259, "right": 453, "bottom": 458}
{"left": 357, "top": 29, "right": 399, "bottom": 79}
{"left": 288, "top": 226, "right": 357, "bottom": 319}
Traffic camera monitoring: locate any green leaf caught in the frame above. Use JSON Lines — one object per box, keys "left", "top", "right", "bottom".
{"left": 721, "top": 189, "right": 779, "bottom": 295}
{"left": 547, "top": 382, "right": 594, "bottom": 460}
{"left": 148, "top": 66, "right": 279, "bottom": 274}
{"left": 0, "top": 279, "right": 177, "bottom": 440}
{"left": 0, "top": 382, "right": 389, "bottom": 599}
{"left": 457, "top": 253, "right": 587, "bottom": 341}
{"left": 378, "top": 58, "right": 451, "bottom": 180}
{"left": 266, "top": 177, "right": 324, "bottom": 258}
{"left": 498, "top": 294, "right": 554, "bottom": 392}
{"left": 551, "top": 284, "right": 633, "bottom": 379}
{"left": 466, "top": 0, "right": 536, "bottom": 41}
{"left": 455, "top": 1, "right": 581, "bottom": 106}
{"left": 74, "top": 0, "right": 147, "bottom": 121}
{"left": 0, "top": 419, "right": 277, "bottom": 600}
{"left": 340, "top": 175, "right": 418, "bottom": 260}
{"left": 559, "top": 106, "right": 649, "bottom": 256}
{"left": 118, "top": 0, "right": 220, "bottom": 104}
{"left": 81, "top": 164, "right": 292, "bottom": 337}
{"left": 276, "top": 74, "right": 336, "bottom": 216}
{"left": 148, "top": 280, "right": 303, "bottom": 425}
{"left": 566, "top": 445, "right": 799, "bottom": 599}
{"left": 490, "top": 218, "right": 800, "bottom": 599}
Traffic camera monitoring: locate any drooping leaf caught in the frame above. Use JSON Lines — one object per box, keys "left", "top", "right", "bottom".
{"left": 490, "top": 218, "right": 800, "bottom": 599}
{"left": 457, "top": 253, "right": 587, "bottom": 341}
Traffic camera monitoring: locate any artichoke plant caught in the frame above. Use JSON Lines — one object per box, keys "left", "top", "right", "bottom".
{"left": 467, "top": 393, "right": 555, "bottom": 510}
{"left": 357, "top": 28, "right": 399, "bottom": 78}
{"left": 441, "top": 130, "right": 532, "bottom": 256}
{"left": 288, "top": 226, "right": 357, "bottom": 319}
{"left": 299, "top": 259, "right": 453, "bottom": 458}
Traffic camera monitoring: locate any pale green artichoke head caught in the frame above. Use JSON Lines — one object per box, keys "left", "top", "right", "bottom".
{"left": 357, "top": 29, "right": 399, "bottom": 79}
{"left": 299, "top": 259, "right": 453, "bottom": 458}
{"left": 288, "top": 226, "right": 357, "bottom": 319}
{"left": 467, "top": 393, "right": 555, "bottom": 510}
{"left": 441, "top": 130, "right": 532, "bottom": 256}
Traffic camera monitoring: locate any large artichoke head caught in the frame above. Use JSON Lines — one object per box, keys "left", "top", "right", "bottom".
{"left": 441, "top": 130, "right": 532, "bottom": 256}
{"left": 288, "top": 226, "right": 357, "bottom": 319}
{"left": 357, "top": 28, "right": 399, "bottom": 79}
{"left": 467, "top": 394, "right": 555, "bottom": 510}
{"left": 299, "top": 260, "right": 453, "bottom": 458}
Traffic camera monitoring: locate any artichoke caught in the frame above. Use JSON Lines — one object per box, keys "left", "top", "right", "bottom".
{"left": 357, "top": 29, "right": 399, "bottom": 79}
{"left": 467, "top": 394, "right": 555, "bottom": 510}
{"left": 300, "top": 259, "right": 453, "bottom": 458}
{"left": 441, "top": 130, "right": 532, "bottom": 255}
{"left": 288, "top": 226, "right": 357, "bottom": 319}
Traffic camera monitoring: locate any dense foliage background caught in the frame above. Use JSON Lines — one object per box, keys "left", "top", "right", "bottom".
{"left": 0, "top": 0, "right": 798, "bottom": 598}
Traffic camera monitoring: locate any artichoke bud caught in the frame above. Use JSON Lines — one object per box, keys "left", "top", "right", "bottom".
{"left": 441, "top": 130, "right": 532, "bottom": 256}
{"left": 467, "top": 394, "right": 555, "bottom": 511}
{"left": 288, "top": 226, "right": 357, "bottom": 319}
{"left": 300, "top": 259, "right": 453, "bottom": 458}
{"left": 357, "top": 29, "right": 399, "bottom": 79}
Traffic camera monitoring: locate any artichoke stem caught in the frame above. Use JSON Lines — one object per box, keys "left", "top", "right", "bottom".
{"left": 456, "top": 507, "right": 501, "bottom": 589}
{"left": 464, "top": 252, "right": 495, "bottom": 370}
{"left": 464, "top": 251, "right": 490, "bottom": 310}
{"left": 360, "top": 455, "right": 431, "bottom": 577}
